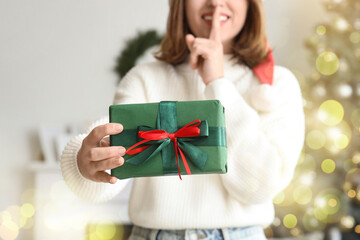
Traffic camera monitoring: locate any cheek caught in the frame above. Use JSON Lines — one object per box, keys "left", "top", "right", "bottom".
{"left": 185, "top": 5, "right": 197, "bottom": 33}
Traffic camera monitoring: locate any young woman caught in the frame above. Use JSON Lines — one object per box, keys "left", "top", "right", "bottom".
{"left": 61, "top": 0, "right": 305, "bottom": 239}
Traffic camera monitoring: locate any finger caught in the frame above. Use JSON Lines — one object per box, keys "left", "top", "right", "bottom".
{"left": 186, "top": 34, "right": 198, "bottom": 69}
{"left": 209, "top": 5, "right": 221, "bottom": 42}
{"left": 100, "top": 137, "right": 110, "bottom": 147}
{"left": 94, "top": 171, "right": 118, "bottom": 184}
{"left": 89, "top": 146, "right": 126, "bottom": 161}
{"left": 189, "top": 51, "right": 199, "bottom": 70}
{"left": 85, "top": 123, "right": 123, "bottom": 146}
{"left": 92, "top": 157, "right": 124, "bottom": 171}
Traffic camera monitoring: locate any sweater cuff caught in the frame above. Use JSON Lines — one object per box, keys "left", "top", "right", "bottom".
{"left": 60, "top": 132, "right": 129, "bottom": 203}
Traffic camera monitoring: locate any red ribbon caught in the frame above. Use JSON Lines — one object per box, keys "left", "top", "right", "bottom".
{"left": 125, "top": 119, "right": 202, "bottom": 180}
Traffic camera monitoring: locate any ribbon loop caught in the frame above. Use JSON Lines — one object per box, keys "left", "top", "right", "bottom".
{"left": 125, "top": 119, "right": 208, "bottom": 179}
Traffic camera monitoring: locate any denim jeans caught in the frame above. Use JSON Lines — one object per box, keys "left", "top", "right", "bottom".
{"left": 128, "top": 225, "right": 267, "bottom": 240}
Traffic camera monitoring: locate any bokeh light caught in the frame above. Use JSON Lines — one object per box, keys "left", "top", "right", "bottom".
{"left": 4, "top": 206, "right": 21, "bottom": 230}
{"left": 334, "top": 17, "right": 349, "bottom": 31}
{"left": 21, "top": 189, "right": 36, "bottom": 205}
{"left": 290, "top": 227, "right": 302, "bottom": 237}
{"left": 318, "top": 100, "right": 344, "bottom": 126}
{"left": 355, "top": 225, "right": 360, "bottom": 234}
{"left": 351, "top": 108, "right": 360, "bottom": 129}
{"left": 314, "top": 189, "right": 346, "bottom": 223}
{"left": 299, "top": 172, "right": 316, "bottom": 186}
{"left": 340, "top": 215, "right": 355, "bottom": 230}
{"left": 306, "top": 130, "right": 326, "bottom": 150}
{"left": 349, "top": 31, "right": 360, "bottom": 44}
{"left": 20, "top": 204, "right": 35, "bottom": 219}
{"left": 293, "top": 185, "right": 312, "bottom": 205}
{"left": 317, "top": 25, "right": 326, "bottom": 35}
{"left": 347, "top": 189, "right": 356, "bottom": 198}
{"left": 283, "top": 214, "right": 297, "bottom": 229}
{"left": 95, "top": 223, "right": 117, "bottom": 240}
{"left": 314, "top": 207, "right": 328, "bottom": 221}
{"left": 333, "top": 134, "right": 349, "bottom": 149}
{"left": 324, "top": 123, "right": 352, "bottom": 152}
{"left": 321, "top": 159, "right": 336, "bottom": 174}
{"left": 316, "top": 51, "right": 340, "bottom": 76}
{"left": 272, "top": 217, "right": 281, "bottom": 227}
{"left": 273, "top": 192, "right": 285, "bottom": 205}
{"left": 352, "top": 152, "right": 360, "bottom": 164}
{"left": 303, "top": 210, "right": 326, "bottom": 231}
{"left": 0, "top": 219, "right": 19, "bottom": 240}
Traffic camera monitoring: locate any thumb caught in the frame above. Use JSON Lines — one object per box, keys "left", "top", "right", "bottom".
{"left": 185, "top": 34, "right": 195, "bottom": 51}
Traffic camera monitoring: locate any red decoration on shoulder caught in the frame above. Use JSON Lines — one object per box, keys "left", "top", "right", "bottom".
{"left": 252, "top": 47, "right": 274, "bottom": 85}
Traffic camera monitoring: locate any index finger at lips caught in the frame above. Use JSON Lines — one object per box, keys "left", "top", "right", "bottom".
{"left": 86, "top": 123, "right": 123, "bottom": 146}
{"left": 209, "top": 5, "right": 221, "bottom": 42}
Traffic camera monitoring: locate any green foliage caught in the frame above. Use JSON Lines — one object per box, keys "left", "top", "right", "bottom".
{"left": 114, "top": 30, "right": 163, "bottom": 82}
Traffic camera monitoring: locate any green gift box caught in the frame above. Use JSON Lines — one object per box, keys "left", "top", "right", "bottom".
{"left": 110, "top": 100, "right": 227, "bottom": 179}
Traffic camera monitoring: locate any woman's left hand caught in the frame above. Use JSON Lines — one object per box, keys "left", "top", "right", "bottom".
{"left": 185, "top": 6, "right": 224, "bottom": 85}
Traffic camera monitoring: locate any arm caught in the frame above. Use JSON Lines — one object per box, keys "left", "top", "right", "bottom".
{"left": 61, "top": 117, "right": 131, "bottom": 202}
{"left": 204, "top": 67, "right": 305, "bottom": 205}
{"left": 60, "top": 66, "right": 148, "bottom": 202}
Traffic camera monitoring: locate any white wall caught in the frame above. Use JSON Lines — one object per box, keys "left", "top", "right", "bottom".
{"left": 0, "top": 0, "right": 327, "bottom": 239}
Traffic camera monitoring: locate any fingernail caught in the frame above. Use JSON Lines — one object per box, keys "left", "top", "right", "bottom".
{"left": 115, "top": 124, "right": 122, "bottom": 130}
{"left": 119, "top": 147, "right": 126, "bottom": 154}
{"left": 110, "top": 177, "right": 117, "bottom": 184}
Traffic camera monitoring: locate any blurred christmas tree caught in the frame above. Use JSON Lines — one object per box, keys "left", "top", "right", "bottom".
{"left": 267, "top": 0, "right": 360, "bottom": 239}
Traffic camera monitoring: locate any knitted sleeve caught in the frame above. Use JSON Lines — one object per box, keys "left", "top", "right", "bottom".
{"left": 60, "top": 66, "right": 148, "bottom": 202}
{"left": 204, "top": 66, "right": 305, "bottom": 205}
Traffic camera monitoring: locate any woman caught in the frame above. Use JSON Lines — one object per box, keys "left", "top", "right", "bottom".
{"left": 61, "top": 0, "right": 305, "bottom": 239}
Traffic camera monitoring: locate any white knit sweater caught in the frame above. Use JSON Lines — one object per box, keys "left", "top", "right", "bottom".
{"left": 61, "top": 55, "right": 305, "bottom": 229}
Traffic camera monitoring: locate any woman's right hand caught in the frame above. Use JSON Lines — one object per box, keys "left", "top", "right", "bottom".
{"left": 77, "top": 123, "right": 125, "bottom": 184}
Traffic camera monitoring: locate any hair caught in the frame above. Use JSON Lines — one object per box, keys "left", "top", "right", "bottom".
{"left": 155, "top": 0, "right": 269, "bottom": 68}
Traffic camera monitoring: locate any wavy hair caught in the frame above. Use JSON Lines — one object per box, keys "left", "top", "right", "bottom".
{"left": 155, "top": 0, "right": 269, "bottom": 68}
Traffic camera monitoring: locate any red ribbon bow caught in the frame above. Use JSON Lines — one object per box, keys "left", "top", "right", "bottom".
{"left": 126, "top": 119, "right": 202, "bottom": 180}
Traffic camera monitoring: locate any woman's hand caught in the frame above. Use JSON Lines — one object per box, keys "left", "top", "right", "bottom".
{"left": 185, "top": 6, "right": 224, "bottom": 85}
{"left": 77, "top": 123, "right": 125, "bottom": 184}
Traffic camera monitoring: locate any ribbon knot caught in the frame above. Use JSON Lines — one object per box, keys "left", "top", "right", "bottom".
{"left": 169, "top": 133, "right": 176, "bottom": 141}
{"left": 126, "top": 119, "right": 202, "bottom": 180}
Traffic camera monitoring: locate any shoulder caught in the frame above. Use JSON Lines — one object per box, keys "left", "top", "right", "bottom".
{"left": 250, "top": 66, "right": 303, "bottom": 112}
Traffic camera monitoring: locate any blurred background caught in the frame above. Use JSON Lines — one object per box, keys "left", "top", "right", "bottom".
{"left": 0, "top": 0, "right": 359, "bottom": 239}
